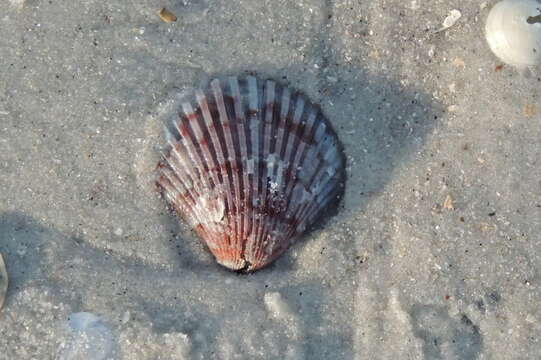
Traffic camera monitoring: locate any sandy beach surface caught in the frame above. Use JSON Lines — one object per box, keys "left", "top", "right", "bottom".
{"left": 1, "top": 0, "right": 540, "bottom": 359}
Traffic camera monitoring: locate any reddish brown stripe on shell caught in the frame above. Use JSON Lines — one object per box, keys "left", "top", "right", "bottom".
{"left": 179, "top": 122, "right": 191, "bottom": 137}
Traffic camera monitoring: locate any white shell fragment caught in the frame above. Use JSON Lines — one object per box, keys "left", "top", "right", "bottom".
{"left": 485, "top": 0, "right": 541, "bottom": 67}
{"left": 0, "top": 253, "right": 7, "bottom": 311}
{"left": 60, "top": 312, "right": 116, "bottom": 360}
{"left": 156, "top": 76, "right": 346, "bottom": 272}
{"left": 442, "top": 9, "right": 462, "bottom": 30}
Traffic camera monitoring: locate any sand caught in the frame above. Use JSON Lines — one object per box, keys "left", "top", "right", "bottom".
{"left": 0, "top": 0, "right": 540, "bottom": 359}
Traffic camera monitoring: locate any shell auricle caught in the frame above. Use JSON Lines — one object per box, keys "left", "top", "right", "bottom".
{"left": 156, "top": 75, "right": 345, "bottom": 271}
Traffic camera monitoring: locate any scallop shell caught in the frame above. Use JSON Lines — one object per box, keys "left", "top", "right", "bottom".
{"left": 156, "top": 76, "right": 345, "bottom": 271}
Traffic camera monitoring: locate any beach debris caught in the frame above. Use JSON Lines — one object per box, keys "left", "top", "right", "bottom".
{"left": 264, "top": 292, "right": 294, "bottom": 320}
{"left": 158, "top": 7, "right": 177, "bottom": 23}
{"left": 410, "top": 1, "right": 421, "bottom": 11}
{"left": 443, "top": 10, "right": 462, "bottom": 27}
{"left": 447, "top": 104, "right": 459, "bottom": 112}
{"left": 59, "top": 312, "right": 116, "bottom": 360}
{"left": 443, "top": 195, "right": 455, "bottom": 210}
{"left": 156, "top": 76, "right": 346, "bottom": 272}
{"left": 0, "top": 254, "right": 7, "bottom": 311}
{"left": 523, "top": 104, "right": 537, "bottom": 117}
{"left": 486, "top": 0, "right": 541, "bottom": 67}
{"left": 479, "top": 222, "right": 491, "bottom": 233}
{"left": 452, "top": 57, "right": 466, "bottom": 68}
{"left": 437, "top": 9, "right": 462, "bottom": 32}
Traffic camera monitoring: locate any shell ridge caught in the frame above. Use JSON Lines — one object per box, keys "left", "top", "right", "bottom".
{"left": 272, "top": 86, "right": 291, "bottom": 195}
{"left": 161, "top": 159, "right": 193, "bottom": 209}
{"left": 213, "top": 80, "right": 242, "bottom": 212}
{"left": 317, "top": 176, "right": 342, "bottom": 208}
{"left": 254, "top": 80, "right": 287, "bottom": 266}
{"left": 279, "top": 95, "right": 305, "bottom": 205}
{"left": 254, "top": 96, "right": 312, "bottom": 264}
{"left": 280, "top": 98, "right": 317, "bottom": 220}
{"left": 251, "top": 89, "right": 305, "bottom": 264}
{"left": 172, "top": 113, "right": 217, "bottom": 201}
{"left": 288, "top": 161, "right": 324, "bottom": 236}
{"left": 298, "top": 109, "right": 319, "bottom": 155}
{"left": 160, "top": 141, "right": 205, "bottom": 221}
{"left": 158, "top": 170, "right": 184, "bottom": 209}
{"left": 179, "top": 101, "right": 232, "bottom": 255}
{"left": 165, "top": 143, "right": 217, "bottom": 230}
{"left": 251, "top": 80, "right": 277, "bottom": 263}
{"left": 278, "top": 96, "right": 307, "bottom": 229}
{"left": 288, "top": 156, "right": 336, "bottom": 232}
{"left": 200, "top": 85, "right": 234, "bottom": 233}
{"left": 275, "top": 87, "right": 291, "bottom": 160}
{"left": 286, "top": 106, "right": 319, "bottom": 191}
{"left": 159, "top": 168, "right": 210, "bottom": 235}
{"left": 178, "top": 102, "right": 216, "bottom": 190}
{"left": 266, "top": 81, "right": 282, "bottom": 159}
{"left": 245, "top": 76, "right": 262, "bottom": 262}
{"left": 290, "top": 153, "right": 341, "bottom": 238}
{"left": 215, "top": 80, "right": 245, "bottom": 257}
{"left": 256, "top": 106, "right": 319, "bottom": 261}
{"left": 229, "top": 77, "right": 252, "bottom": 263}
{"left": 288, "top": 110, "right": 321, "bottom": 199}
{"left": 282, "top": 95, "right": 305, "bottom": 167}
{"left": 248, "top": 81, "right": 288, "bottom": 266}
{"left": 171, "top": 118, "right": 199, "bottom": 175}
{"left": 196, "top": 90, "right": 237, "bottom": 254}
{"left": 192, "top": 93, "right": 223, "bottom": 190}
{"left": 165, "top": 138, "right": 201, "bottom": 193}
{"left": 210, "top": 79, "right": 243, "bottom": 261}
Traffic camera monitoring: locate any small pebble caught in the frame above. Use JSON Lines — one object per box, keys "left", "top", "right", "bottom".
{"left": 158, "top": 8, "right": 177, "bottom": 23}
{"left": 440, "top": 9, "right": 462, "bottom": 31}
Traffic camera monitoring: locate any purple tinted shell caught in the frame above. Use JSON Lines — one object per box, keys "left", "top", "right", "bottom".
{"left": 156, "top": 76, "right": 345, "bottom": 271}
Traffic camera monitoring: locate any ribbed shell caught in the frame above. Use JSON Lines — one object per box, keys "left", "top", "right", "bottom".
{"left": 156, "top": 76, "right": 345, "bottom": 271}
